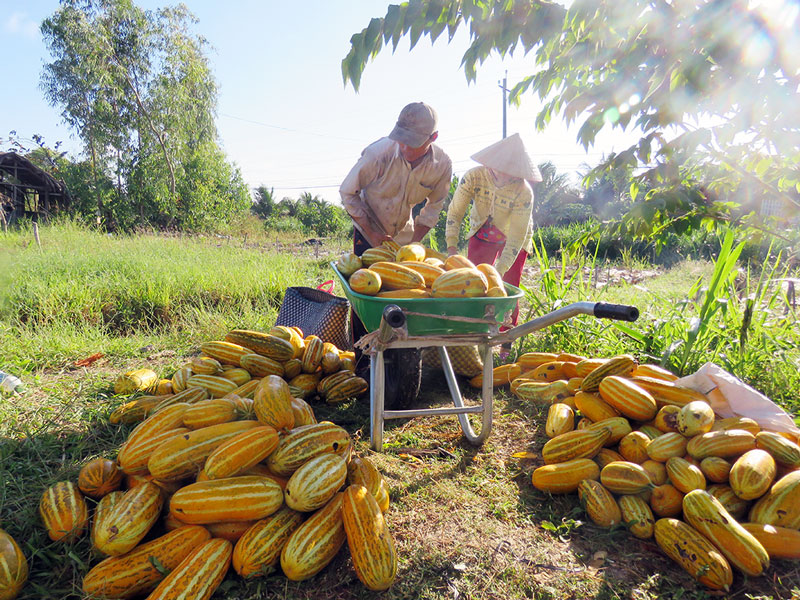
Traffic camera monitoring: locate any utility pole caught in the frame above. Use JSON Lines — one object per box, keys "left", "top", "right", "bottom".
{"left": 498, "top": 70, "right": 508, "bottom": 139}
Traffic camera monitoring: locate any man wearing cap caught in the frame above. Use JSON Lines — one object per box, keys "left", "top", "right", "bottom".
{"left": 445, "top": 133, "right": 542, "bottom": 327}
{"left": 340, "top": 102, "right": 453, "bottom": 255}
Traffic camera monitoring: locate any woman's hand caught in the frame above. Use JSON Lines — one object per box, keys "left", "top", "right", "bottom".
{"left": 447, "top": 246, "right": 458, "bottom": 256}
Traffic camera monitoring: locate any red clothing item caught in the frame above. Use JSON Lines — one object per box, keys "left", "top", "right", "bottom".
{"left": 467, "top": 233, "right": 527, "bottom": 327}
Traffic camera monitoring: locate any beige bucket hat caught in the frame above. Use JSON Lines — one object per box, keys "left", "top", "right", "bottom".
{"left": 470, "top": 133, "right": 542, "bottom": 182}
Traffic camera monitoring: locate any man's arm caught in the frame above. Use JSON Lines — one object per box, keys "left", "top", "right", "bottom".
{"left": 340, "top": 148, "right": 392, "bottom": 247}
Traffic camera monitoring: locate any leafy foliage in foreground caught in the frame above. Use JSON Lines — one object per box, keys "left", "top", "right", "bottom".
{"left": 343, "top": 0, "right": 800, "bottom": 245}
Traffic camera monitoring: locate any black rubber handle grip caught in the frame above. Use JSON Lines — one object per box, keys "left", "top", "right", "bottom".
{"left": 382, "top": 304, "right": 406, "bottom": 328}
{"left": 593, "top": 303, "right": 639, "bottom": 322}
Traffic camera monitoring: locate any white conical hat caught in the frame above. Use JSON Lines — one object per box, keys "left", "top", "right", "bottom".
{"left": 470, "top": 133, "right": 542, "bottom": 182}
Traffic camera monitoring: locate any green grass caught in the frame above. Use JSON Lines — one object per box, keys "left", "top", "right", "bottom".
{"left": 1, "top": 222, "right": 799, "bottom": 600}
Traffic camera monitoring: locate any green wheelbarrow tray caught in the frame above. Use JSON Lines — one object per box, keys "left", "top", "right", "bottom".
{"left": 330, "top": 262, "right": 524, "bottom": 335}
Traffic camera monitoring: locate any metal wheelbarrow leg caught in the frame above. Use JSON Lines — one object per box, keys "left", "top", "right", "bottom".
{"left": 367, "top": 302, "right": 639, "bottom": 451}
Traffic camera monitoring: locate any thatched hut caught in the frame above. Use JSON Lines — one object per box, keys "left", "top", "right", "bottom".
{"left": 0, "top": 152, "right": 71, "bottom": 225}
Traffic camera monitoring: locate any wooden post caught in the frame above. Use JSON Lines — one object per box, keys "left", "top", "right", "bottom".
{"left": 33, "top": 221, "right": 41, "bottom": 247}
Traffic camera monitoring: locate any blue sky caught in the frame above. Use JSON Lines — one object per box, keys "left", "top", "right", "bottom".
{"left": 1, "top": 1, "right": 641, "bottom": 204}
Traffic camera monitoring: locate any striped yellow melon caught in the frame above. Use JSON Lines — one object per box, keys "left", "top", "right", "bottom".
{"left": 171, "top": 366, "right": 193, "bottom": 393}
{"left": 253, "top": 375, "right": 295, "bottom": 432}
{"left": 398, "top": 261, "right": 444, "bottom": 287}
{"left": 152, "top": 387, "right": 208, "bottom": 413}
{"left": 93, "top": 482, "right": 164, "bottom": 556}
{"left": 77, "top": 457, "right": 123, "bottom": 499}
{"left": 284, "top": 454, "right": 348, "bottom": 512}
{"left": 381, "top": 239, "right": 401, "bottom": 253}
{"left": 729, "top": 449, "right": 776, "bottom": 501}
{"left": 654, "top": 518, "right": 733, "bottom": 591}
{"left": 650, "top": 484, "right": 684, "bottom": 517}
{"left": 347, "top": 456, "right": 390, "bottom": 513}
{"left": 204, "top": 425, "right": 279, "bottom": 480}
{"left": 686, "top": 429, "right": 757, "bottom": 460}
{"left": 266, "top": 422, "right": 352, "bottom": 477}
{"left": 475, "top": 263, "right": 506, "bottom": 295}
{"left": 600, "top": 461, "right": 655, "bottom": 495}
{"left": 588, "top": 417, "right": 633, "bottom": 446}
{"left": 431, "top": 267, "right": 488, "bottom": 298}
{"left": 700, "top": 457, "right": 732, "bottom": 483}
{"left": 336, "top": 252, "right": 362, "bottom": 277}
{"left": 299, "top": 335, "right": 323, "bottom": 374}
{"left": 575, "top": 357, "right": 608, "bottom": 377}
{"left": 118, "top": 427, "right": 190, "bottom": 476}
{"left": 707, "top": 484, "right": 751, "bottom": 520}
{"left": 281, "top": 492, "right": 347, "bottom": 581}
{"left": 516, "top": 352, "right": 559, "bottom": 371}
{"left": 342, "top": 485, "right": 397, "bottom": 591}
{"left": 109, "top": 395, "right": 168, "bottom": 425}
{"left": 240, "top": 353, "right": 284, "bottom": 378}
{"left": 545, "top": 403, "right": 575, "bottom": 438}
{"left": 542, "top": 428, "right": 611, "bottom": 464}
{"left": 666, "top": 456, "right": 706, "bottom": 494}
{"left": 676, "top": 400, "right": 715, "bottom": 437}
{"left": 114, "top": 368, "right": 159, "bottom": 395}
{"left": 574, "top": 391, "right": 620, "bottom": 422}
{"left": 395, "top": 243, "right": 426, "bottom": 262}
{"left": 639, "top": 424, "right": 664, "bottom": 440}
{"left": 232, "top": 379, "right": 261, "bottom": 400}
{"left": 146, "top": 538, "right": 232, "bottom": 600}
{"left": 513, "top": 380, "right": 570, "bottom": 404}
{"left": 181, "top": 398, "right": 238, "bottom": 430}
{"left": 618, "top": 494, "right": 655, "bottom": 539}
{"left": 580, "top": 354, "right": 637, "bottom": 392}
{"left": 630, "top": 376, "right": 709, "bottom": 407}
{"left": 530, "top": 361, "right": 567, "bottom": 382}
{"left": 443, "top": 254, "right": 476, "bottom": 270}
{"left": 654, "top": 404, "right": 681, "bottom": 433}
{"left": 631, "top": 364, "right": 678, "bottom": 381}
{"left": 290, "top": 396, "right": 317, "bottom": 427}
{"left": 91, "top": 491, "right": 124, "bottom": 552}
{"left": 748, "top": 470, "right": 800, "bottom": 529}
{"left": 325, "top": 376, "right": 369, "bottom": 404}
{"left": 375, "top": 288, "right": 431, "bottom": 299}
{"left": 148, "top": 420, "right": 261, "bottom": 481}
{"left": 83, "top": 525, "right": 211, "bottom": 599}
{"left": 617, "top": 431, "right": 652, "bottom": 464}
{"left": 224, "top": 330, "right": 295, "bottom": 362}
{"left": 320, "top": 350, "right": 341, "bottom": 374}
{"left": 368, "top": 261, "right": 425, "bottom": 291}
{"left": 38, "top": 481, "right": 88, "bottom": 542}
{"left": 683, "top": 489, "right": 769, "bottom": 577}
{"left": 189, "top": 356, "right": 222, "bottom": 375}
{"left": 288, "top": 372, "right": 322, "bottom": 400}
{"left": 204, "top": 520, "right": 255, "bottom": 543}
{"left": 0, "top": 527, "right": 27, "bottom": 600}
{"left": 642, "top": 459, "right": 668, "bottom": 485}
{"left": 360, "top": 246, "right": 395, "bottom": 266}
{"left": 710, "top": 416, "right": 761, "bottom": 434}
{"left": 169, "top": 476, "right": 284, "bottom": 524}
{"left": 469, "top": 364, "right": 521, "bottom": 389}
{"left": 598, "top": 375, "right": 657, "bottom": 421}
{"left": 755, "top": 431, "right": 800, "bottom": 467}
{"left": 349, "top": 268, "right": 381, "bottom": 295}
{"left": 186, "top": 374, "right": 238, "bottom": 398}
{"left": 740, "top": 523, "right": 800, "bottom": 560}
{"left": 531, "top": 458, "right": 600, "bottom": 494}
{"left": 220, "top": 367, "right": 251, "bottom": 387}
{"left": 200, "top": 340, "right": 251, "bottom": 366}
{"left": 232, "top": 506, "right": 304, "bottom": 578}
{"left": 577, "top": 479, "right": 621, "bottom": 528}
{"left": 594, "top": 448, "right": 625, "bottom": 469}
{"left": 646, "top": 432, "right": 689, "bottom": 463}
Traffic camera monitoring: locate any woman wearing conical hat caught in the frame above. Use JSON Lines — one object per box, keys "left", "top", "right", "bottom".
{"left": 445, "top": 133, "right": 541, "bottom": 327}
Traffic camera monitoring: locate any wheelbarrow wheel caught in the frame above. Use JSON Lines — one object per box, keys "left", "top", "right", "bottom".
{"left": 380, "top": 348, "right": 422, "bottom": 410}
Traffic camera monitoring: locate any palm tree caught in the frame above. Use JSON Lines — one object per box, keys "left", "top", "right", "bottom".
{"left": 251, "top": 185, "right": 277, "bottom": 219}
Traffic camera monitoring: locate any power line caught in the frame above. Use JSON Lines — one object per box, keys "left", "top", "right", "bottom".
{"left": 219, "top": 112, "right": 365, "bottom": 143}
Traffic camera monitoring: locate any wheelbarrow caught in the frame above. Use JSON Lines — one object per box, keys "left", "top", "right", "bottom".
{"left": 331, "top": 263, "right": 639, "bottom": 451}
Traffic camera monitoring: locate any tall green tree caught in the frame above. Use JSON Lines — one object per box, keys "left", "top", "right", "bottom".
{"left": 41, "top": 0, "right": 248, "bottom": 231}
{"left": 342, "top": 0, "right": 800, "bottom": 244}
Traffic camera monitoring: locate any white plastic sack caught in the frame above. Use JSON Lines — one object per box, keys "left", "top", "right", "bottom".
{"left": 676, "top": 362, "right": 800, "bottom": 436}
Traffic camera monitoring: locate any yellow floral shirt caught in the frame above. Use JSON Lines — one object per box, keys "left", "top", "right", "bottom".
{"left": 445, "top": 166, "right": 534, "bottom": 274}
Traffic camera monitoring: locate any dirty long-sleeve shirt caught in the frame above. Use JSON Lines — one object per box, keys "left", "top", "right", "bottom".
{"left": 445, "top": 166, "right": 534, "bottom": 275}
{"left": 340, "top": 137, "right": 452, "bottom": 245}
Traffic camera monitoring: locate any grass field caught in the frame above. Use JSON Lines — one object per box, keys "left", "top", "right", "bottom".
{"left": 1, "top": 222, "right": 799, "bottom": 600}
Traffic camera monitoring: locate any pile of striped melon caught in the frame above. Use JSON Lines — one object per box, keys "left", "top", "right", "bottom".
{"left": 7, "top": 326, "right": 400, "bottom": 600}
{"left": 480, "top": 351, "right": 800, "bottom": 591}
{"left": 336, "top": 240, "right": 509, "bottom": 298}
